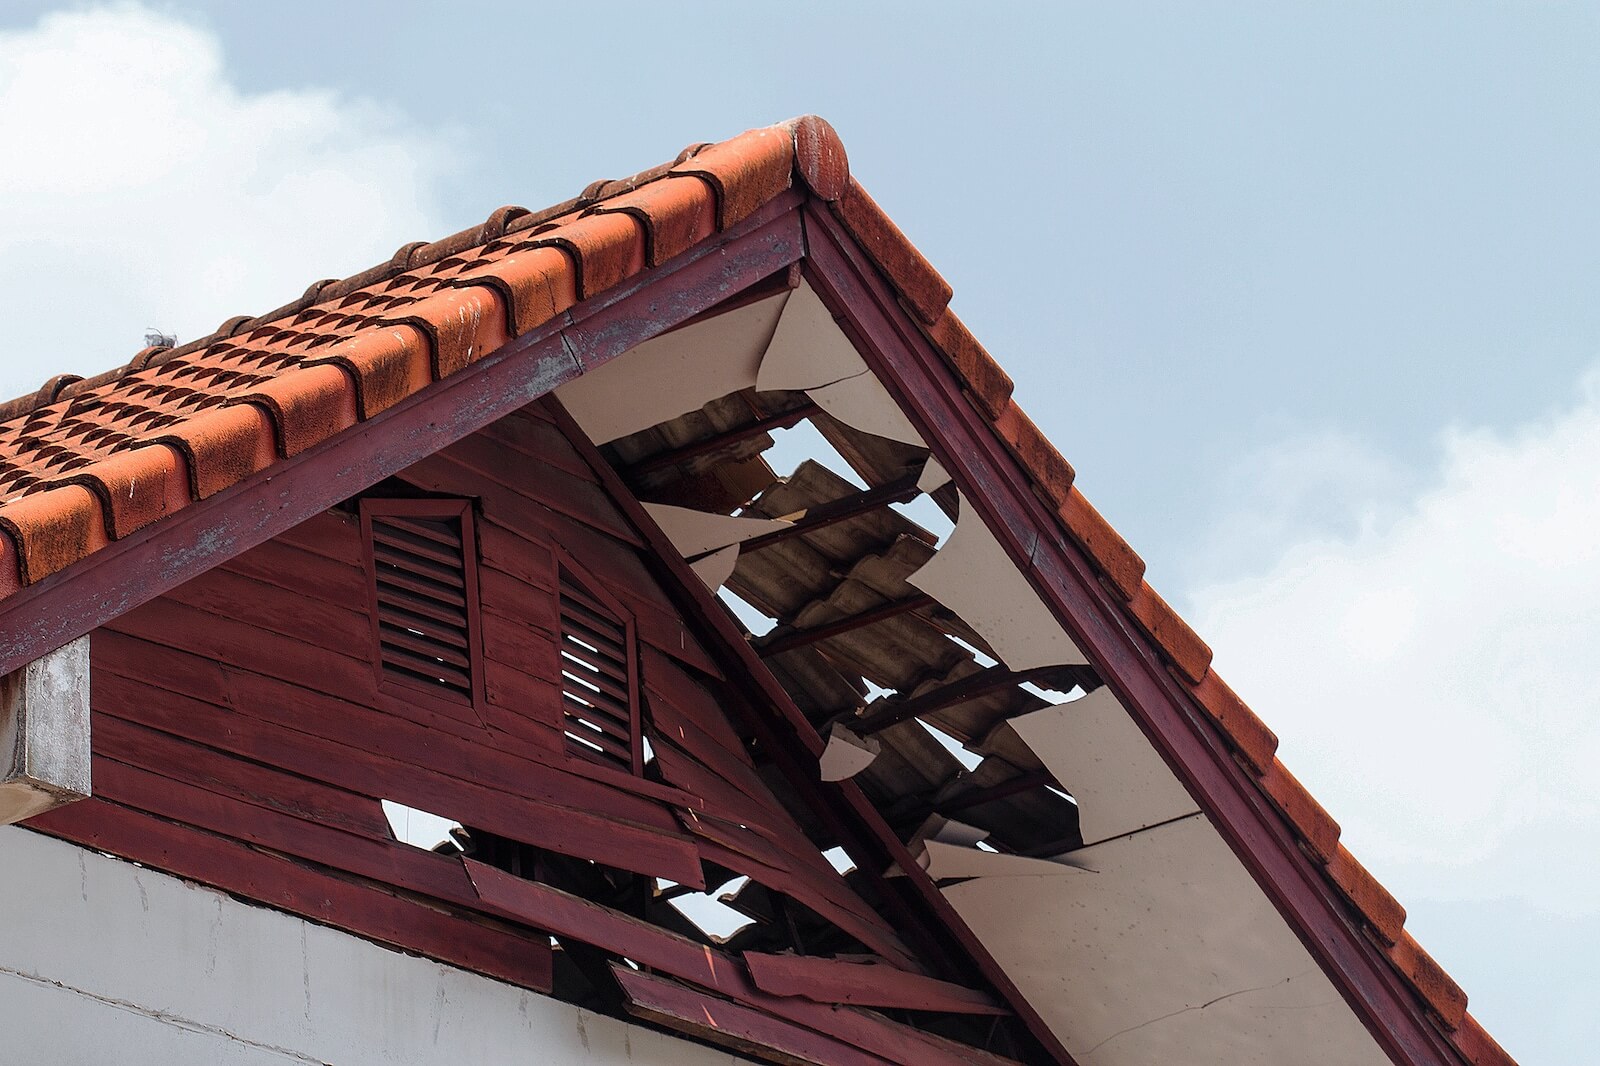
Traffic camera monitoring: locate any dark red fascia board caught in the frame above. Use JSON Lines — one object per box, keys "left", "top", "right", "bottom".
{"left": 799, "top": 200, "right": 1469, "bottom": 1066}
{"left": 0, "top": 192, "right": 805, "bottom": 677}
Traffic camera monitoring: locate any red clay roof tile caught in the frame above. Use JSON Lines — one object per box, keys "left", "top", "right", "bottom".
{"left": 587, "top": 175, "right": 718, "bottom": 268}
{"left": 1259, "top": 757, "right": 1342, "bottom": 865}
{"left": 672, "top": 124, "right": 794, "bottom": 230}
{"left": 790, "top": 115, "right": 849, "bottom": 202}
{"left": 923, "top": 310, "right": 1014, "bottom": 421}
{"left": 1127, "top": 579, "right": 1213, "bottom": 684}
{"left": 1452, "top": 1014, "right": 1517, "bottom": 1066}
{"left": 991, "top": 401, "right": 1076, "bottom": 512}
{"left": 1186, "top": 667, "right": 1279, "bottom": 775}
{"left": 1389, "top": 930, "right": 1468, "bottom": 1030}
{"left": 0, "top": 484, "right": 107, "bottom": 585}
{"left": 831, "top": 180, "right": 953, "bottom": 325}
{"left": 1055, "top": 487, "right": 1146, "bottom": 601}
{"left": 1329, "top": 842, "right": 1408, "bottom": 946}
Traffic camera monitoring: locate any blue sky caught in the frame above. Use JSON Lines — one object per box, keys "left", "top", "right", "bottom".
{"left": 2, "top": 4, "right": 1591, "bottom": 1060}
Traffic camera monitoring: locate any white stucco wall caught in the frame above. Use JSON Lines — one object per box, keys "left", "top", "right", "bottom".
{"left": 0, "top": 826, "right": 743, "bottom": 1065}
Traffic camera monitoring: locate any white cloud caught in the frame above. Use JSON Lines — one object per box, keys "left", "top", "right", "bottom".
{"left": 1189, "top": 370, "right": 1600, "bottom": 917}
{"left": 0, "top": 5, "right": 450, "bottom": 402}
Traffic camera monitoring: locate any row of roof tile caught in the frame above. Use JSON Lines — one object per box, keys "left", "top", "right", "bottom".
{"left": 0, "top": 115, "right": 1514, "bottom": 1066}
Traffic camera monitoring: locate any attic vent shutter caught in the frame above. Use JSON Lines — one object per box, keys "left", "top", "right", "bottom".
{"left": 558, "top": 564, "right": 641, "bottom": 774}
{"left": 361, "top": 499, "right": 481, "bottom": 705}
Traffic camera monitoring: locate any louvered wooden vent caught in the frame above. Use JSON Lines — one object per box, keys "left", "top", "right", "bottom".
{"left": 361, "top": 499, "right": 482, "bottom": 707}
{"left": 558, "top": 564, "right": 640, "bottom": 774}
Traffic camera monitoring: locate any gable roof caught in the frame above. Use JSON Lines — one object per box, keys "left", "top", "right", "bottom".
{"left": 0, "top": 117, "right": 1515, "bottom": 1066}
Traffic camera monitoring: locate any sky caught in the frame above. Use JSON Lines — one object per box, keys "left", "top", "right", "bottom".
{"left": 0, "top": 2, "right": 1589, "bottom": 1060}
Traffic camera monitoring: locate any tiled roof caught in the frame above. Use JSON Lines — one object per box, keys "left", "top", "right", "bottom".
{"left": 0, "top": 116, "right": 1515, "bottom": 1066}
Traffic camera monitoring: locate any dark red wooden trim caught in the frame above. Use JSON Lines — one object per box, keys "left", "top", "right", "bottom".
{"left": 612, "top": 965, "right": 893, "bottom": 1066}
{"left": 542, "top": 396, "right": 1078, "bottom": 1066}
{"left": 742, "top": 952, "right": 1007, "bottom": 1015}
{"left": 0, "top": 195, "right": 805, "bottom": 676}
{"left": 801, "top": 202, "right": 1467, "bottom": 1066}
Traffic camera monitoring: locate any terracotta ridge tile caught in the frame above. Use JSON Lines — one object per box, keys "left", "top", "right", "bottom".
{"left": 1328, "top": 842, "right": 1407, "bottom": 946}
{"left": 1258, "top": 757, "right": 1342, "bottom": 864}
{"left": 788, "top": 114, "right": 849, "bottom": 201}
{"left": 145, "top": 403, "right": 277, "bottom": 500}
{"left": 991, "top": 400, "right": 1075, "bottom": 512}
{"left": 1184, "top": 668, "right": 1279, "bottom": 774}
{"left": 1126, "top": 579, "right": 1213, "bottom": 684}
{"left": 1450, "top": 1013, "right": 1518, "bottom": 1066}
{"left": 1055, "top": 486, "right": 1147, "bottom": 601}
{"left": 671, "top": 124, "right": 795, "bottom": 231}
{"left": 923, "top": 309, "right": 1014, "bottom": 421}
{"left": 830, "top": 179, "right": 953, "bottom": 325}
{"left": 1386, "top": 929, "right": 1467, "bottom": 1030}
{"left": 381, "top": 284, "right": 512, "bottom": 380}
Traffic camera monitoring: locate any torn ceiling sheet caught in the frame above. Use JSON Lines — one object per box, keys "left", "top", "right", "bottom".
{"left": 555, "top": 291, "right": 789, "bottom": 444}
{"left": 754, "top": 279, "right": 863, "bottom": 392}
{"left": 916, "top": 456, "right": 952, "bottom": 494}
{"left": 688, "top": 545, "right": 740, "bottom": 591}
{"left": 753, "top": 278, "right": 926, "bottom": 447}
{"left": 641, "top": 502, "right": 791, "bottom": 559}
{"left": 918, "top": 840, "right": 1086, "bottom": 882}
{"left": 909, "top": 493, "right": 1088, "bottom": 671}
{"left": 805, "top": 373, "right": 926, "bottom": 447}
{"left": 940, "top": 813, "right": 1391, "bottom": 1066}
{"left": 819, "top": 724, "right": 880, "bottom": 781}
{"left": 1010, "top": 687, "right": 1199, "bottom": 848}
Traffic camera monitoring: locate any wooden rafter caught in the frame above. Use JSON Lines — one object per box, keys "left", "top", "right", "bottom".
{"left": 755, "top": 592, "right": 936, "bottom": 657}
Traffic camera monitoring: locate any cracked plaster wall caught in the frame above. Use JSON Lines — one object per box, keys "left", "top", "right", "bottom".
{"left": 0, "top": 827, "right": 739, "bottom": 1066}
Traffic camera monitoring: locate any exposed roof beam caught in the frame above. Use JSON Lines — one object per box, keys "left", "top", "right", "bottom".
{"left": 853, "top": 664, "right": 1055, "bottom": 736}
{"left": 756, "top": 592, "right": 936, "bottom": 657}
{"left": 935, "top": 769, "right": 1060, "bottom": 816}
{"left": 735, "top": 472, "right": 921, "bottom": 555}
{"left": 622, "top": 402, "right": 819, "bottom": 479}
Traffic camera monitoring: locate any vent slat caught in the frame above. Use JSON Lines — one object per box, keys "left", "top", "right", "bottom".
{"left": 381, "top": 643, "right": 473, "bottom": 691}
{"left": 558, "top": 567, "right": 636, "bottom": 772}
{"left": 380, "top": 621, "right": 472, "bottom": 669}
{"left": 372, "top": 523, "right": 466, "bottom": 570}
{"left": 366, "top": 504, "right": 476, "bottom": 705}
{"left": 374, "top": 541, "right": 467, "bottom": 590}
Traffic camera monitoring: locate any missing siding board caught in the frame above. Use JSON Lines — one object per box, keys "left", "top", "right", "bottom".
{"left": 557, "top": 559, "right": 642, "bottom": 776}
{"left": 360, "top": 498, "right": 484, "bottom": 711}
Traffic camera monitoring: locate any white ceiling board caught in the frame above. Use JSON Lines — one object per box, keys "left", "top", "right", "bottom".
{"left": 755, "top": 279, "right": 865, "bottom": 392}
{"left": 555, "top": 292, "right": 789, "bottom": 444}
{"left": 1011, "top": 688, "right": 1200, "bottom": 847}
{"left": 920, "top": 840, "right": 1087, "bottom": 882}
{"left": 941, "top": 814, "right": 1391, "bottom": 1066}
{"left": 640, "top": 502, "right": 791, "bottom": 559}
{"left": 687, "top": 545, "right": 739, "bottom": 591}
{"left": 806, "top": 373, "right": 927, "bottom": 447}
{"left": 819, "top": 724, "right": 880, "bottom": 781}
{"left": 909, "top": 493, "right": 1088, "bottom": 670}
{"left": 916, "top": 456, "right": 952, "bottom": 494}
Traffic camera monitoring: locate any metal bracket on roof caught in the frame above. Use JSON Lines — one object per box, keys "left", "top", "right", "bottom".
{"left": 1, "top": 635, "right": 90, "bottom": 826}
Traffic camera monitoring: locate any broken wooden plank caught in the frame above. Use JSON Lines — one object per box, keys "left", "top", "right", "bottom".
{"left": 742, "top": 952, "right": 1007, "bottom": 1015}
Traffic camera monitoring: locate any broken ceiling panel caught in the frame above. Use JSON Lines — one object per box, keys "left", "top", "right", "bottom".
{"left": 754, "top": 279, "right": 864, "bottom": 392}
{"left": 640, "top": 502, "right": 791, "bottom": 559}
{"left": 805, "top": 373, "right": 926, "bottom": 447}
{"left": 909, "top": 492, "right": 1088, "bottom": 671}
{"left": 940, "top": 813, "right": 1392, "bottom": 1066}
{"left": 1010, "top": 687, "right": 1200, "bottom": 849}
{"left": 555, "top": 292, "right": 789, "bottom": 444}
